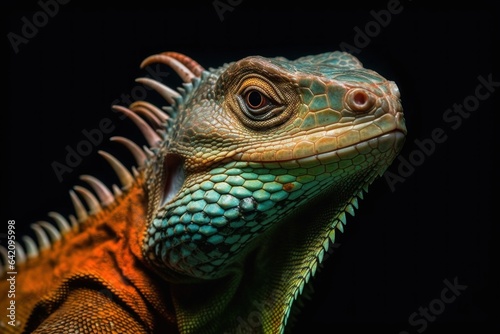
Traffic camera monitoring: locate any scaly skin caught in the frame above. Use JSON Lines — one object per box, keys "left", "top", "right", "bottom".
{"left": 0, "top": 51, "right": 406, "bottom": 333}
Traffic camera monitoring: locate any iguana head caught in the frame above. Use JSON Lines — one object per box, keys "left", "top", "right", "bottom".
{"left": 132, "top": 51, "right": 405, "bottom": 332}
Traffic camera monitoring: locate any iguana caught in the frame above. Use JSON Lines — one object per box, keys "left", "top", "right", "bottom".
{"left": 1, "top": 50, "right": 406, "bottom": 333}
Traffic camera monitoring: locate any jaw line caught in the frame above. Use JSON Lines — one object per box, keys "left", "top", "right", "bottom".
{"left": 261, "top": 129, "right": 407, "bottom": 168}
{"left": 233, "top": 113, "right": 407, "bottom": 165}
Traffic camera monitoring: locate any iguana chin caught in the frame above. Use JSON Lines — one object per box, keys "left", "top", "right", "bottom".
{"left": 1, "top": 50, "right": 406, "bottom": 333}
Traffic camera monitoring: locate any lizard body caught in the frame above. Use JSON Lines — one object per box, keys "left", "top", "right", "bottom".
{"left": 1, "top": 50, "right": 406, "bottom": 333}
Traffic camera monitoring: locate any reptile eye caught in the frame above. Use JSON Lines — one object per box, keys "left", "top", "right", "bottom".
{"left": 242, "top": 88, "right": 273, "bottom": 114}
{"left": 245, "top": 90, "right": 268, "bottom": 110}
{"left": 236, "top": 86, "right": 280, "bottom": 122}
{"left": 223, "top": 72, "right": 299, "bottom": 130}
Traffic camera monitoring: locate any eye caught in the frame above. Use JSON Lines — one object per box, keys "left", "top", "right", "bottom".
{"left": 222, "top": 73, "right": 299, "bottom": 130}
{"left": 236, "top": 85, "right": 281, "bottom": 122}
{"left": 241, "top": 87, "right": 274, "bottom": 114}
{"left": 244, "top": 89, "right": 269, "bottom": 110}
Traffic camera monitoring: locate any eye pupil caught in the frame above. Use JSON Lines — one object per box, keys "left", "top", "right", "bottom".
{"left": 246, "top": 90, "right": 265, "bottom": 109}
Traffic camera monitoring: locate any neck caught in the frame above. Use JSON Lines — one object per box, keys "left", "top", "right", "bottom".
{"left": 166, "top": 188, "right": 349, "bottom": 333}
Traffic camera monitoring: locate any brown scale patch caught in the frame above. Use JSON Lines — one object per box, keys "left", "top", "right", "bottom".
{"left": 283, "top": 183, "right": 295, "bottom": 192}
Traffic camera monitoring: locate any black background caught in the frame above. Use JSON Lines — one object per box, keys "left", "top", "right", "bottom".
{"left": 2, "top": 1, "right": 498, "bottom": 333}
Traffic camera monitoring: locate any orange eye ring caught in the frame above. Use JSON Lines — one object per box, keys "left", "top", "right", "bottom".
{"left": 244, "top": 89, "right": 269, "bottom": 110}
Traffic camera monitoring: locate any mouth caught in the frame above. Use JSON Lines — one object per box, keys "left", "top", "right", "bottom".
{"left": 318, "top": 111, "right": 406, "bottom": 162}
{"left": 234, "top": 111, "right": 407, "bottom": 165}
{"left": 285, "top": 129, "right": 406, "bottom": 169}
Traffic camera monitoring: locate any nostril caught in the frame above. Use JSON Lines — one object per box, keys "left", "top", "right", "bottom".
{"left": 353, "top": 91, "right": 368, "bottom": 106}
{"left": 346, "top": 88, "right": 375, "bottom": 113}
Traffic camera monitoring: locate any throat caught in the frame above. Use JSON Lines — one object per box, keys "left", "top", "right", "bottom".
{"left": 169, "top": 175, "right": 369, "bottom": 334}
